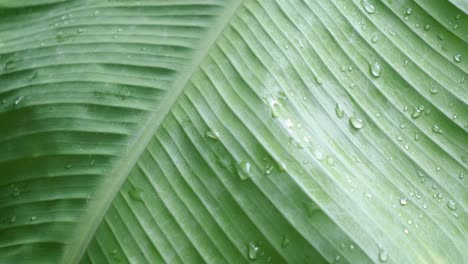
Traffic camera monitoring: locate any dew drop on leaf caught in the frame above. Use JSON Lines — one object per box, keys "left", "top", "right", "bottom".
{"left": 446, "top": 200, "right": 457, "bottom": 211}
{"left": 349, "top": 116, "right": 364, "bottom": 129}
{"left": 454, "top": 54, "right": 461, "bottom": 63}
{"left": 248, "top": 242, "right": 259, "bottom": 260}
{"left": 10, "top": 216, "right": 16, "bottom": 224}
{"left": 378, "top": 246, "right": 389, "bottom": 262}
{"left": 30, "top": 216, "right": 37, "bottom": 221}
{"left": 238, "top": 160, "right": 252, "bottom": 180}
{"left": 424, "top": 24, "right": 431, "bottom": 30}
{"left": 206, "top": 130, "right": 219, "bottom": 140}
{"left": 128, "top": 187, "right": 144, "bottom": 201}
{"left": 399, "top": 197, "right": 408, "bottom": 206}
{"left": 371, "top": 35, "right": 379, "bottom": 43}
{"left": 361, "top": 0, "right": 376, "bottom": 14}
{"left": 335, "top": 103, "right": 344, "bottom": 118}
{"left": 369, "top": 61, "right": 382, "bottom": 78}
{"left": 326, "top": 155, "right": 335, "bottom": 167}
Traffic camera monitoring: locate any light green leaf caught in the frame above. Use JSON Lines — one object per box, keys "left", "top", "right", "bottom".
{"left": 0, "top": 0, "right": 466, "bottom": 263}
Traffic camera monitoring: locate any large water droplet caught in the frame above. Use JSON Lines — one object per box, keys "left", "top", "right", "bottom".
{"left": 399, "top": 197, "right": 408, "bottom": 206}
{"left": 248, "top": 242, "right": 259, "bottom": 260}
{"left": 281, "top": 235, "right": 290, "bottom": 248}
{"left": 238, "top": 160, "right": 252, "bottom": 180}
{"left": 128, "top": 187, "right": 143, "bottom": 201}
{"left": 361, "top": 0, "right": 376, "bottom": 14}
{"left": 206, "top": 130, "right": 219, "bottom": 140}
{"left": 30, "top": 216, "right": 37, "bottom": 221}
{"left": 349, "top": 116, "right": 365, "bottom": 129}
{"left": 454, "top": 54, "right": 461, "bottom": 63}
{"left": 446, "top": 200, "right": 457, "bottom": 211}
{"left": 270, "top": 100, "right": 280, "bottom": 118}
{"left": 335, "top": 103, "right": 344, "bottom": 118}
{"left": 432, "top": 124, "right": 443, "bottom": 134}
{"left": 378, "top": 246, "right": 389, "bottom": 262}
{"left": 369, "top": 61, "right": 382, "bottom": 78}
{"left": 405, "top": 8, "right": 413, "bottom": 16}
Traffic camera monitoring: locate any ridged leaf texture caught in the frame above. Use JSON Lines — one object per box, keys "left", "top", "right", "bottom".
{"left": 0, "top": 0, "right": 466, "bottom": 263}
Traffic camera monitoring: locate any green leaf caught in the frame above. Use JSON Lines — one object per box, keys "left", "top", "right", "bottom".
{"left": 1, "top": 0, "right": 466, "bottom": 263}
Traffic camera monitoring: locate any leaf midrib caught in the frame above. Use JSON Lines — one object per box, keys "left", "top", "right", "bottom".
{"left": 63, "top": 1, "right": 246, "bottom": 263}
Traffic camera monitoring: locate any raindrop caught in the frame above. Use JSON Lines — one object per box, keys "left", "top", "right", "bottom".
{"left": 375, "top": 112, "right": 381, "bottom": 118}
{"left": 340, "top": 65, "right": 347, "bottom": 72}
{"left": 14, "top": 96, "right": 24, "bottom": 105}
{"left": 446, "top": 200, "right": 457, "bottom": 211}
{"left": 65, "top": 164, "right": 72, "bottom": 169}
{"left": 277, "top": 161, "right": 287, "bottom": 172}
{"left": 424, "top": 24, "right": 431, "bottom": 31}
{"left": 397, "top": 135, "right": 403, "bottom": 141}
{"left": 411, "top": 109, "right": 422, "bottom": 119}
{"left": 281, "top": 235, "right": 290, "bottom": 248}
{"left": 361, "top": 0, "right": 376, "bottom": 14}
{"left": 432, "top": 124, "right": 443, "bottom": 134}
{"left": 128, "top": 187, "right": 143, "bottom": 201}
{"left": 404, "top": 228, "right": 409, "bottom": 234}
{"left": 437, "top": 34, "right": 444, "bottom": 40}
{"left": 335, "top": 103, "right": 344, "bottom": 118}
{"left": 459, "top": 171, "right": 465, "bottom": 179}
{"left": 265, "top": 163, "right": 274, "bottom": 175}
{"left": 248, "top": 242, "right": 259, "bottom": 260}
{"left": 335, "top": 255, "right": 341, "bottom": 262}
{"left": 429, "top": 87, "right": 438, "bottom": 94}
{"left": 270, "top": 101, "right": 279, "bottom": 118}
{"left": 326, "top": 155, "right": 335, "bottom": 166}
{"left": 405, "top": 8, "right": 413, "bottom": 16}
{"left": 454, "top": 54, "right": 461, "bottom": 63}
{"left": 30, "top": 216, "right": 37, "bottom": 221}
{"left": 364, "top": 192, "right": 373, "bottom": 198}
{"left": 399, "top": 197, "right": 408, "bottom": 206}
{"left": 349, "top": 116, "right": 364, "bottom": 129}
{"left": 369, "top": 61, "right": 382, "bottom": 78}
{"left": 238, "top": 160, "right": 252, "bottom": 180}
{"left": 77, "top": 28, "right": 86, "bottom": 33}
{"left": 378, "top": 246, "right": 389, "bottom": 262}
{"left": 206, "top": 130, "right": 219, "bottom": 140}
{"left": 9, "top": 216, "right": 16, "bottom": 224}
{"left": 371, "top": 35, "right": 379, "bottom": 43}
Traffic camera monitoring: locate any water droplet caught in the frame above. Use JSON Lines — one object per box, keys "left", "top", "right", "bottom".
{"left": 424, "top": 24, "right": 431, "bottom": 30}
{"left": 335, "top": 103, "right": 344, "bottom": 118}
{"left": 326, "top": 155, "right": 335, "bottom": 166}
{"left": 238, "top": 160, "right": 252, "bottom": 180}
{"left": 375, "top": 112, "right": 381, "bottom": 118}
{"left": 349, "top": 116, "right": 364, "bottom": 129}
{"left": 378, "top": 246, "right": 389, "bottom": 262}
{"left": 340, "top": 65, "right": 347, "bottom": 72}
{"left": 403, "top": 228, "right": 409, "bottom": 234}
{"left": 459, "top": 171, "right": 465, "bottom": 179}
{"left": 270, "top": 101, "right": 280, "bottom": 118}
{"left": 414, "top": 132, "right": 420, "bottom": 141}
{"left": 454, "top": 54, "right": 461, "bottom": 63}
{"left": 206, "top": 130, "right": 219, "bottom": 140}
{"left": 65, "top": 164, "right": 72, "bottom": 169}
{"left": 411, "top": 109, "right": 422, "bottom": 119}
{"left": 432, "top": 124, "right": 443, "bottom": 134}
{"left": 446, "top": 200, "right": 457, "bottom": 211}
{"left": 405, "top": 8, "right": 413, "bottom": 16}
{"left": 281, "top": 235, "right": 290, "bottom": 248}
{"left": 369, "top": 61, "right": 382, "bottom": 78}
{"left": 30, "top": 216, "right": 37, "bottom": 221}
{"left": 128, "top": 187, "right": 143, "bottom": 201}
{"left": 14, "top": 96, "right": 24, "bottom": 105}
{"left": 364, "top": 192, "right": 373, "bottom": 198}
{"left": 77, "top": 28, "right": 86, "bottom": 33}
{"left": 361, "top": 0, "right": 376, "bottom": 14}
{"left": 9, "top": 216, "right": 16, "bottom": 224}
{"left": 403, "top": 59, "right": 409, "bottom": 67}
{"left": 277, "top": 161, "right": 287, "bottom": 171}
{"left": 423, "top": 203, "right": 427, "bottom": 209}
{"left": 349, "top": 244, "right": 354, "bottom": 250}
{"left": 248, "top": 242, "right": 259, "bottom": 260}
{"left": 437, "top": 34, "right": 444, "bottom": 40}
{"left": 397, "top": 135, "right": 403, "bottom": 141}
{"left": 90, "top": 160, "right": 95, "bottom": 166}
{"left": 265, "top": 163, "right": 274, "bottom": 175}
{"left": 335, "top": 255, "right": 341, "bottom": 262}
{"left": 371, "top": 35, "right": 379, "bottom": 43}
{"left": 400, "top": 197, "right": 408, "bottom": 206}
